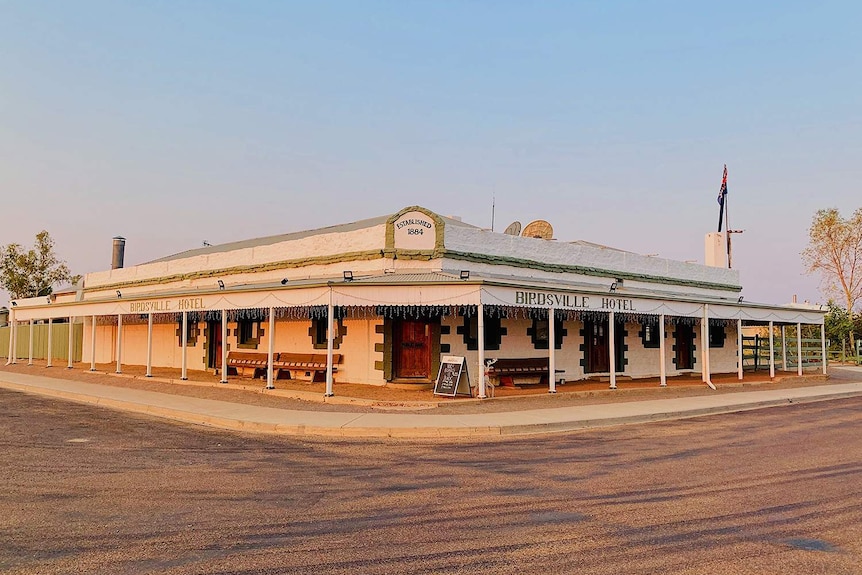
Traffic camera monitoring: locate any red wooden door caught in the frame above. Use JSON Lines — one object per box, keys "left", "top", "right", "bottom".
{"left": 585, "top": 319, "right": 609, "bottom": 373}
{"left": 394, "top": 320, "right": 431, "bottom": 379}
{"left": 675, "top": 324, "right": 693, "bottom": 370}
{"left": 208, "top": 320, "right": 223, "bottom": 370}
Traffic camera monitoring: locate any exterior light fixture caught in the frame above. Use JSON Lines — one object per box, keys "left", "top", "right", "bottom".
{"left": 281, "top": 278, "right": 289, "bottom": 285}
{"left": 343, "top": 271, "right": 353, "bottom": 281}
{"left": 47, "top": 296, "right": 52, "bottom": 304}
{"left": 738, "top": 296, "right": 744, "bottom": 303}
{"left": 460, "top": 270, "right": 470, "bottom": 280}
{"left": 116, "top": 290, "right": 122, "bottom": 298}
{"left": 11, "top": 301, "right": 16, "bottom": 307}
{"left": 609, "top": 281, "right": 618, "bottom": 293}
{"left": 218, "top": 280, "right": 225, "bottom": 290}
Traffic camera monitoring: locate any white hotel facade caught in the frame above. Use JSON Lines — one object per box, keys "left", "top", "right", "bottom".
{"left": 5, "top": 206, "right": 826, "bottom": 397}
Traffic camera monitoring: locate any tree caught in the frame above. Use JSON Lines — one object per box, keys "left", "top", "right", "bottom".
{"left": 0, "top": 231, "right": 78, "bottom": 299}
{"left": 802, "top": 207, "right": 862, "bottom": 347}
{"left": 823, "top": 300, "right": 852, "bottom": 349}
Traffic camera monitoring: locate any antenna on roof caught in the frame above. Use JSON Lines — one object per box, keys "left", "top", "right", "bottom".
{"left": 503, "top": 221, "right": 522, "bottom": 236}
{"left": 522, "top": 220, "right": 554, "bottom": 240}
{"left": 491, "top": 194, "right": 496, "bottom": 231}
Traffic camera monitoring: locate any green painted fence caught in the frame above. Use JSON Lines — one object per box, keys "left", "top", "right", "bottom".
{"left": 0, "top": 323, "right": 83, "bottom": 362}
{"left": 742, "top": 335, "right": 825, "bottom": 371}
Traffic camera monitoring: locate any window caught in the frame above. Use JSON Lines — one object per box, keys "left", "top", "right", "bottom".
{"left": 709, "top": 324, "right": 726, "bottom": 348}
{"left": 640, "top": 322, "right": 661, "bottom": 348}
{"left": 237, "top": 319, "right": 260, "bottom": 348}
{"left": 458, "top": 314, "right": 505, "bottom": 351}
{"left": 176, "top": 317, "right": 198, "bottom": 347}
{"left": 529, "top": 316, "right": 566, "bottom": 350}
{"left": 309, "top": 318, "right": 345, "bottom": 349}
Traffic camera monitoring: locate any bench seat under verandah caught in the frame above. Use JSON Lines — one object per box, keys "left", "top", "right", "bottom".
{"left": 486, "top": 357, "right": 565, "bottom": 387}
{"left": 226, "top": 351, "right": 343, "bottom": 382}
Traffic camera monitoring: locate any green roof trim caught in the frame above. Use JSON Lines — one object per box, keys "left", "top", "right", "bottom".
{"left": 439, "top": 250, "right": 742, "bottom": 292}
{"left": 84, "top": 250, "right": 386, "bottom": 292}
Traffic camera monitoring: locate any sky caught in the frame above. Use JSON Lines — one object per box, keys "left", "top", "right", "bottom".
{"left": 1, "top": 1, "right": 860, "bottom": 308}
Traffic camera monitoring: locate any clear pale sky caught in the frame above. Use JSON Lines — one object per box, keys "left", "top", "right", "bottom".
{"left": 2, "top": 1, "right": 860, "bottom": 308}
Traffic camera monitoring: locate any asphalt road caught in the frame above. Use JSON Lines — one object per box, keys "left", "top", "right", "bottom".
{"left": 2, "top": 390, "right": 861, "bottom": 575}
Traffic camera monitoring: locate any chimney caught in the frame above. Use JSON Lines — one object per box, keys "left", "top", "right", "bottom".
{"left": 112, "top": 236, "right": 126, "bottom": 270}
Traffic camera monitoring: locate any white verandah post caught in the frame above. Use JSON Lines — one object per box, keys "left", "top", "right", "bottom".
{"left": 47, "top": 318, "right": 53, "bottom": 368}
{"left": 477, "top": 302, "right": 486, "bottom": 399}
{"left": 768, "top": 320, "right": 775, "bottom": 379}
{"left": 220, "top": 310, "right": 228, "bottom": 383}
{"left": 548, "top": 307, "right": 556, "bottom": 394}
{"left": 820, "top": 319, "right": 827, "bottom": 375}
{"left": 609, "top": 311, "right": 617, "bottom": 390}
{"left": 325, "top": 289, "right": 334, "bottom": 397}
{"left": 5, "top": 308, "right": 14, "bottom": 365}
{"left": 703, "top": 304, "right": 715, "bottom": 389}
{"left": 181, "top": 311, "right": 188, "bottom": 381}
{"left": 659, "top": 315, "right": 667, "bottom": 387}
{"left": 796, "top": 322, "right": 803, "bottom": 376}
{"left": 266, "top": 306, "right": 275, "bottom": 390}
{"left": 145, "top": 312, "right": 153, "bottom": 377}
{"left": 781, "top": 325, "right": 787, "bottom": 371}
{"left": 700, "top": 311, "right": 707, "bottom": 383}
{"left": 11, "top": 319, "right": 18, "bottom": 364}
{"left": 28, "top": 319, "right": 34, "bottom": 365}
{"left": 116, "top": 314, "right": 123, "bottom": 374}
{"left": 90, "top": 315, "right": 97, "bottom": 371}
{"left": 737, "top": 319, "right": 744, "bottom": 380}
{"left": 67, "top": 316, "right": 74, "bottom": 368}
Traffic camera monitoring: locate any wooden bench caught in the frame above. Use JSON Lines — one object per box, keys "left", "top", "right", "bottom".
{"left": 226, "top": 351, "right": 343, "bottom": 382}
{"left": 487, "top": 358, "right": 564, "bottom": 387}
{"left": 272, "top": 353, "right": 342, "bottom": 382}
{"left": 226, "top": 351, "right": 269, "bottom": 379}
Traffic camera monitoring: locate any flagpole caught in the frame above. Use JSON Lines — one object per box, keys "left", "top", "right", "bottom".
{"left": 725, "top": 168, "right": 731, "bottom": 269}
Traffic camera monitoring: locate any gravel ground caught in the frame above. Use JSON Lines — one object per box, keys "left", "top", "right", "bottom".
{"left": 1, "top": 389, "right": 861, "bottom": 574}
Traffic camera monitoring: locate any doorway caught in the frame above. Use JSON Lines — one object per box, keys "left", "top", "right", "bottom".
{"left": 206, "top": 320, "right": 223, "bottom": 371}
{"left": 584, "top": 317, "right": 625, "bottom": 373}
{"left": 393, "top": 319, "right": 433, "bottom": 379}
{"left": 675, "top": 324, "right": 695, "bottom": 370}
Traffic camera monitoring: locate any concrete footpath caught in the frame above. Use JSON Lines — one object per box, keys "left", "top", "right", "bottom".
{"left": 2, "top": 368, "right": 862, "bottom": 438}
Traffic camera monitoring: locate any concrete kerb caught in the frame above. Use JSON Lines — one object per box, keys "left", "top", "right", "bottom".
{"left": 2, "top": 371, "right": 862, "bottom": 439}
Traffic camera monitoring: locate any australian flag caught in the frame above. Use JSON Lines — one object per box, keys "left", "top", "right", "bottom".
{"left": 717, "top": 164, "right": 728, "bottom": 232}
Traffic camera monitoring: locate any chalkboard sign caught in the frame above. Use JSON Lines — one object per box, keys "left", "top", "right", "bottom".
{"left": 433, "top": 355, "right": 472, "bottom": 397}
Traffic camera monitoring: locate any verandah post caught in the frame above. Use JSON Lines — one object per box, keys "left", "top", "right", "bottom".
{"left": 609, "top": 311, "right": 616, "bottom": 390}
{"left": 145, "top": 312, "right": 153, "bottom": 377}
{"left": 796, "top": 322, "right": 803, "bottom": 376}
{"left": 180, "top": 311, "right": 188, "bottom": 380}
{"left": 768, "top": 320, "right": 775, "bottom": 379}
{"left": 90, "top": 315, "right": 97, "bottom": 371}
{"left": 324, "top": 286, "right": 334, "bottom": 397}
{"left": 116, "top": 314, "right": 123, "bottom": 374}
{"left": 659, "top": 315, "right": 667, "bottom": 387}
{"left": 548, "top": 307, "right": 556, "bottom": 394}
{"left": 266, "top": 306, "right": 275, "bottom": 390}
{"left": 477, "top": 302, "right": 486, "bottom": 399}
{"left": 47, "top": 318, "right": 53, "bottom": 368}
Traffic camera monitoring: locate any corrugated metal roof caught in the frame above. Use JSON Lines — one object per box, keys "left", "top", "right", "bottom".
{"left": 349, "top": 271, "right": 464, "bottom": 284}
{"left": 146, "top": 211, "right": 478, "bottom": 265}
